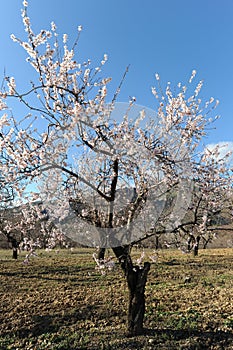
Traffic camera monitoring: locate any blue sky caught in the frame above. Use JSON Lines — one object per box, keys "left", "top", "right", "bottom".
{"left": 0, "top": 0, "right": 233, "bottom": 149}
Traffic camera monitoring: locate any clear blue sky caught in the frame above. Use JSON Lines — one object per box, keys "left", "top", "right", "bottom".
{"left": 0, "top": 0, "right": 233, "bottom": 148}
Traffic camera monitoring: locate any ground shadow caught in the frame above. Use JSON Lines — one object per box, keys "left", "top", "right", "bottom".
{"left": 142, "top": 327, "right": 233, "bottom": 349}
{"left": 14, "top": 304, "right": 101, "bottom": 339}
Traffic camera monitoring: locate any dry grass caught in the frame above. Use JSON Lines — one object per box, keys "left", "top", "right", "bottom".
{"left": 0, "top": 248, "right": 233, "bottom": 349}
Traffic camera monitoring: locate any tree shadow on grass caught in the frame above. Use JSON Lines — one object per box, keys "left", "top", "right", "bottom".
{"left": 143, "top": 327, "right": 233, "bottom": 349}
{"left": 0, "top": 265, "right": 96, "bottom": 283}
{"left": 14, "top": 303, "right": 106, "bottom": 339}
{"left": 3, "top": 314, "right": 233, "bottom": 349}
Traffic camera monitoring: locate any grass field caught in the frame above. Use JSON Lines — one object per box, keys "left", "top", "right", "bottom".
{"left": 0, "top": 247, "right": 233, "bottom": 349}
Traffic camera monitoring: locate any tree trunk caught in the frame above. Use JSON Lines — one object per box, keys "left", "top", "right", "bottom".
{"left": 12, "top": 247, "right": 18, "bottom": 259}
{"left": 126, "top": 261, "right": 150, "bottom": 336}
{"left": 155, "top": 235, "right": 159, "bottom": 250}
{"left": 97, "top": 247, "right": 105, "bottom": 261}
{"left": 193, "top": 235, "right": 200, "bottom": 257}
{"left": 10, "top": 237, "right": 18, "bottom": 259}
{"left": 112, "top": 246, "right": 150, "bottom": 336}
{"left": 187, "top": 236, "right": 193, "bottom": 252}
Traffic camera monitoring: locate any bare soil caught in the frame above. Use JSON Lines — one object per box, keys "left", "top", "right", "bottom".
{"left": 0, "top": 248, "right": 233, "bottom": 349}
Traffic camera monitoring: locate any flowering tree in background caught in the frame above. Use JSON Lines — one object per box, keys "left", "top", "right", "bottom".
{"left": 160, "top": 146, "right": 233, "bottom": 255}
{"left": 0, "top": 181, "right": 19, "bottom": 258}
{"left": 182, "top": 146, "right": 233, "bottom": 255}
{"left": 0, "top": 1, "right": 232, "bottom": 335}
{"left": 0, "top": 182, "right": 65, "bottom": 259}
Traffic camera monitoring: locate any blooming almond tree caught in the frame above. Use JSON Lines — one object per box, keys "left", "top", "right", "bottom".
{"left": 184, "top": 144, "right": 233, "bottom": 255}
{"left": 159, "top": 145, "right": 233, "bottom": 255}
{"left": 0, "top": 181, "right": 20, "bottom": 258}
{"left": 0, "top": 1, "right": 232, "bottom": 335}
{"left": 0, "top": 181, "right": 64, "bottom": 259}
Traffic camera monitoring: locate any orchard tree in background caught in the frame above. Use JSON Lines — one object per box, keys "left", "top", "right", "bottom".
{"left": 183, "top": 152, "right": 233, "bottom": 256}
{"left": 0, "top": 180, "right": 65, "bottom": 259}
{"left": 159, "top": 145, "right": 233, "bottom": 256}
{"left": 0, "top": 181, "right": 19, "bottom": 258}
{"left": 0, "top": 152, "right": 65, "bottom": 258}
{"left": 0, "top": 1, "right": 232, "bottom": 335}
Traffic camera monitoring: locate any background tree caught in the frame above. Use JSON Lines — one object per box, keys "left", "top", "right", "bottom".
{"left": 157, "top": 146, "right": 233, "bottom": 256}
{"left": 0, "top": 1, "right": 232, "bottom": 335}
{"left": 0, "top": 186, "right": 65, "bottom": 259}
{"left": 0, "top": 181, "right": 20, "bottom": 258}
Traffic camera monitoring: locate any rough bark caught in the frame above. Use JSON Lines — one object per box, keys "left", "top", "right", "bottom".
{"left": 97, "top": 247, "right": 106, "bottom": 261}
{"left": 12, "top": 247, "right": 18, "bottom": 259}
{"left": 193, "top": 235, "right": 200, "bottom": 257}
{"left": 126, "top": 261, "right": 150, "bottom": 336}
{"left": 187, "top": 236, "right": 193, "bottom": 252}
{"left": 112, "top": 246, "right": 150, "bottom": 336}
{"left": 155, "top": 235, "right": 160, "bottom": 250}
{"left": 9, "top": 237, "right": 18, "bottom": 259}
{"left": 6, "top": 235, "right": 19, "bottom": 259}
